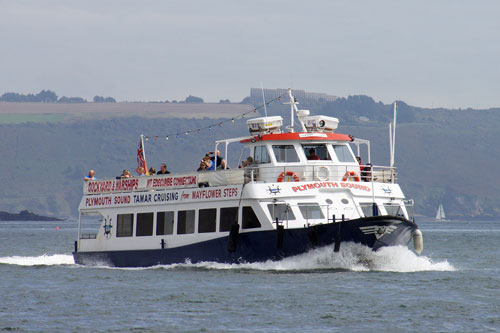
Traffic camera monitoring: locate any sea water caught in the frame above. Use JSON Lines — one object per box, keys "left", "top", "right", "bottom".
{"left": 0, "top": 220, "right": 499, "bottom": 332}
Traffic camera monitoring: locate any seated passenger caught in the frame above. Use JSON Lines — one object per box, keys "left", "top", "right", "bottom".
{"left": 209, "top": 150, "right": 226, "bottom": 169}
{"left": 84, "top": 170, "right": 96, "bottom": 181}
{"left": 137, "top": 167, "right": 147, "bottom": 176}
{"left": 356, "top": 156, "right": 365, "bottom": 171}
{"left": 157, "top": 163, "right": 171, "bottom": 175}
{"left": 239, "top": 156, "right": 254, "bottom": 168}
{"left": 361, "top": 163, "right": 377, "bottom": 182}
{"left": 198, "top": 156, "right": 212, "bottom": 171}
{"left": 307, "top": 148, "right": 321, "bottom": 160}
{"left": 117, "top": 169, "right": 131, "bottom": 179}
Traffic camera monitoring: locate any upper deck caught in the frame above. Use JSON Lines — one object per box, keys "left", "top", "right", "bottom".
{"left": 83, "top": 88, "right": 397, "bottom": 197}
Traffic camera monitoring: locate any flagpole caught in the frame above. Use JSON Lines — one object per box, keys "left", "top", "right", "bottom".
{"left": 140, "top": 134, "right": 147, "bottom": 163}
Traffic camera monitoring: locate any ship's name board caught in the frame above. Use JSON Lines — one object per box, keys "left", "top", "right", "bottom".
{"left": 85, "top": 174, "right": 198, "bottom": 194}
{"left": 83, "top": 185, "right": 241, "bottom": 208}
{"left": 291, "top": 181, "right": 371, "bottom": 192}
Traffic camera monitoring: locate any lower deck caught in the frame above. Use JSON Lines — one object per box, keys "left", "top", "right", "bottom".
{"left": 76, "top": 181, "right": 412, "bottom": 253}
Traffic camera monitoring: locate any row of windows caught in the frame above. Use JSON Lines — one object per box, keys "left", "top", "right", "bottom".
{"left": 254, "top": 144, "right": 355, "bottom": 164}
{"left": 116, "top": 206, "right": 261, "bottom": 238}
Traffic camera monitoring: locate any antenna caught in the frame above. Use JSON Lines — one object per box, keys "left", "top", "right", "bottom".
{"left": 390, "top": 101, "right": 397, "bottom": 168}
{"left": 260, "top": 83, "right": 268, "bottom": 117}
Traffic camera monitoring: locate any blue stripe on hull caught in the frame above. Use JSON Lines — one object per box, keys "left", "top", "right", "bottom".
{"left": 73, "top": 216, "right": 418, "bottom": 267}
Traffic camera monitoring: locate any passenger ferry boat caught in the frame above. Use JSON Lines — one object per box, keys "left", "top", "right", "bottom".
{"left": 73, "top": 89, "right": 423, "bottom": 267}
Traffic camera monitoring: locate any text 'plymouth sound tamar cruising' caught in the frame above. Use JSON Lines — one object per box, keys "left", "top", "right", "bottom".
{"left": 73, "top": 89, "right": 423, "bottom": 267}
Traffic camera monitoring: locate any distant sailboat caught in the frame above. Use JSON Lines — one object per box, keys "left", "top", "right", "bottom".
{"left": 435, "top": 204, "right": 449, "bottom": 221}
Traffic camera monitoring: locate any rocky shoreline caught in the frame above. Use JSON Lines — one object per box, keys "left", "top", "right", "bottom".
{"left": 0, "top": 210, "right": 64, "bottom": 221}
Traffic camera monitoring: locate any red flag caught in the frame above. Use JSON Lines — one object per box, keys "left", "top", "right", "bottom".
{"left": 136, "top": 136, "right": 148, "bottom": 175}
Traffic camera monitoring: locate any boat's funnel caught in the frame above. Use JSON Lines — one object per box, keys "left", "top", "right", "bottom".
{"left": 413, "top": 229, "right": 423, "bottom": 255}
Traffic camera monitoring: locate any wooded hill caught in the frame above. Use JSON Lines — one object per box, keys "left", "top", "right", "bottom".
{"left": 0, "top": 96, "right": 498, "bottom": 220}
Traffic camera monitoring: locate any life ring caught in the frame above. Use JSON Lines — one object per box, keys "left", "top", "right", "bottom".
{"left": 315, "top": 166, "right": 330, "bottom": 181}
{"left": 342, "top": 171, "right": 360, "bottom": 182}
{"left": 277, "top": 171, "right": 300, "bottom": 182}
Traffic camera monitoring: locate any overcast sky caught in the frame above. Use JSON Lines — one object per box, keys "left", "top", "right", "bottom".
{"left": 1, "top": 1, "right": 499, "bottom": 108}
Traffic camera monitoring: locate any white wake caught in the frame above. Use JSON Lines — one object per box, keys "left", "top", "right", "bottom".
{"left": 0, "top": 254, "right": 75, "bottom": 266}
{"left": 0, "top": 244, "right": 455, "bottom": 272}
{"left": 158, "top": 243, "right": 456, "bottom": 273}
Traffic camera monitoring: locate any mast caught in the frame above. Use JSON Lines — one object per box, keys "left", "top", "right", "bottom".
{"left": 285, "top": 88, "right": 307, "bottom": 132}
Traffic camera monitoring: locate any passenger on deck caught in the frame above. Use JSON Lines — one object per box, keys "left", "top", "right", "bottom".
{"left": 137, "top": 167, "right": 147, "bottom": 176}
{"left": 239, "top": 156, "right": 254, "bottom": 168}
{"left": 198, "top": 156, "right": 212, "bottom": 171}
{"left": 157, "top": 163, "right": 171, "bottom": 175}
{"left": 361, "top": 163, "right": 374, "bottom": 182}
{"left": 307, "top": 148, "right": 321, "bottom": 160}
{"left": 209, "top": 150, "right": 227, "bottom": 169}
{"left": 117, "top": 170, "right": 131, "bottom": 179}
{"left": 357, "top": 156, "right": 365, "bottom": 172}
{"left": 84, "top": 170, "right": 96, "bottom": 181}
{"left": 149, "top": 167, "right": 156, "bottom": 175}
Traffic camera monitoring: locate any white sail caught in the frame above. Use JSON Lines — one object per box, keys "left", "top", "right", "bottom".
{"left": 435, "top": 204, "right": 446, "bottom": 220}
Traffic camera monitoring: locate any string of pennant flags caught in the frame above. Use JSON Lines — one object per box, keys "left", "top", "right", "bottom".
{"left": 144, "top": 92, "right": 290, "bottom": 142}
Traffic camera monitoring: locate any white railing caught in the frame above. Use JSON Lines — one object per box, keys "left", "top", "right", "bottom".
{"left": 243, "top": 164, "right": 397, "bottom": 184}
{"left": 82, "top": 164, "right": 397, "bottom": 195}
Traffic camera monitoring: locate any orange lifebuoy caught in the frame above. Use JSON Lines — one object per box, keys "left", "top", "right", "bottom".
{"left": 342, "top": 171, "right": 361, "bottom": 182}
{"left": 277, "top": 171, "right": 300, "bottom": 182}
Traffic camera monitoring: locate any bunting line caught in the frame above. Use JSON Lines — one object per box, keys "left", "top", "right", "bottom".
{"left": 145, "top": 93, "right": 288, "bottom": 142}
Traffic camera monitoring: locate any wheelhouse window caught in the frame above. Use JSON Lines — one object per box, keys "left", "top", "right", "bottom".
{"left": 272, "top": 145, "right": 299, "bottom": 163}
{"left": 177, "top": 210, "right": 195, "bottom": 234}
{"left": 332, "top": 145, "right": 355, "bottom": 163}
{"left": 199, "top": 208, "right": 217, "bottom": 233}
{"left": 384, "top": 204, "right": 403, "bottom": 217}
{"left": 242, "top": 206, "right": 261, "bottom": 229}
{"left": 268, "top": 203, "right": 296, "bottom": 222}
{"left": 116, "top": 214, "right": 133, "bottom": 237}
{"left": 157, "top": 211, "right": 174, "bottom": 235}
{"left": 302, "top": 144, "right": 330, "bottom": 161}
{"left": 136, "top": 212, "right": 154, "bottom": 236}
{"left": 360, "top": 203, "right": 380, "bottom": 217}
{"left": 220, "top": 207, "right": 238, "bottom": 232}
{"left": 298, "top": 203, "right": 325, "bottom": 219}
{"left": 254, "top": 145, "right": 271, "bottom": 164}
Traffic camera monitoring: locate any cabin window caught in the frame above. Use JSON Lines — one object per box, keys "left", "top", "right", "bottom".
{"left": 254, "top": 145, "right": 271, "bottom": 164}
{"left": 332, "top": 145, "right": 355, "bottom": 163}
{"left": 384, "top": 204, "right": 403, "bottom": 217}
{"left": 302, "top": 144, "right": 330, "bottom": 161}
{"left": 116, "top": 214, "right": 134, "bottom": 237}
{"left": 242, "top": 206, "right": 261, "bottom": 229}
{"left": 157, "top": 211, "right": 174, "bottom": 235}
{"left": 177, "top": 210, "right": 195, "bottom": 234}
{"left": 267, "top": 204, "right": 296, "bottom": 222}
{"left": 272, "top": 145, "right": 299, "bottom": 163}
{"left": 136, "top": 212, "right": 154, "bottom": 236}
{"left": 220, "top": 207, "right": 238, "bottom": 232}
{"left": 360, "top": 203, "right": 380, "bottom": 217}
{"left": 298, "top": 203, "right": 325, "bottom": 219}
{"left": 199, "top": 208, "right": 217, "bottom": 233}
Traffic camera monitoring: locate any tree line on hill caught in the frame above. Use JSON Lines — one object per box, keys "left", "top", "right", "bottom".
{"left": 1, "top": 90, "right": 236, "bottom": 104}
{"left": 0, "top": 90, "right": 116, "bottom": 103}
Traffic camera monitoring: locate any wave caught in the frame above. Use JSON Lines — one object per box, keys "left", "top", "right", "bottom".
{"left": 154, "top": 243, "right": 455, "bottom": 273}
{"left": 0, "top": 244, "right": 455, "bottom": 272}
{"left": 0, "top": 254, "right": 75, "bottom": 266}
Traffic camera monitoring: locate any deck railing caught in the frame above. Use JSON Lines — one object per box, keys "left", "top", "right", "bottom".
{"left": 83, "top": 164, "right": 397, "bottom": 195}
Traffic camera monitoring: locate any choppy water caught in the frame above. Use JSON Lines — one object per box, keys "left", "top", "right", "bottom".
{"left": 0, "top": 220, "right": 499, "bottom": 332}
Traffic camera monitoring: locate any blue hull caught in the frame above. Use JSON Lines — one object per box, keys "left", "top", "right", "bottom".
{"left": 73, "top": 216, "right": 418, "bottom": 267}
